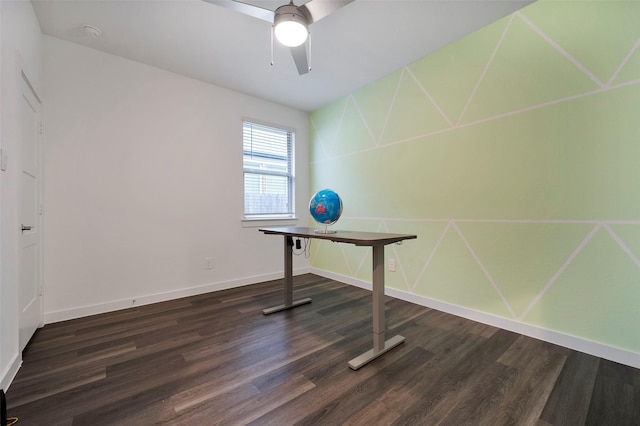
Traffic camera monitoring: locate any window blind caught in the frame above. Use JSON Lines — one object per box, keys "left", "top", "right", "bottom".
{"left": 243, "top": 121, "right": 294, "bottom": 217}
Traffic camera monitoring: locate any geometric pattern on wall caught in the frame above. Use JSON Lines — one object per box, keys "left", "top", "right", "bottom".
{"left": 378, "top": 69, "right": 451, "bottom": 145}
{"left": 611, "top": 40, "right": 640, "bottom": 85}
{"left": 518, "top": 1, "right": 640, "bottom": 85}
{"left": 608, "top": 224, "right": 640, "bottom": 265}
{"left": 332, "top": 97, "right": 377, "bottom": 157}
{"left": 412, "top": 222, "right": 516, "bottom": 320}
{"left": 382, "top": 220, "right": 450, "bottom": 293}
{"left": 408, "top": 16, "right": 510, "bottom": 125}
{"left": 310, "top": 1, "right": 640, "bottom": 353}
{"left": 523, "top": 226, "right": 640, "bottom": 353}
{"left": 460, "top": 14, "right": 600, "bottom": 125}
{"left": 309, "top": 97, "right": 348, "bottom": 163}
{"left": 352, "top": 70, "right": 403, "bottom": 145}
{"left": 454, "top": 222, "right": 595, "bottom": 318}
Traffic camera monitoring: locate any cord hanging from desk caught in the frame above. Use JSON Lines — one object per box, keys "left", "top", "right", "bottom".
{"left": 292, "top": 237, "right": 310, "bottom": 258}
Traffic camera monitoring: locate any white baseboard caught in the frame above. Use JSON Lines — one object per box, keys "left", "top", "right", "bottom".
{"left": 311, "top": 268, "right": 640, "bottom": 369}
{"left": 1, "top": 352, "right": 22, "bottom": 392}
{"left": 42, "top": 266, "right": 640, "bottom": 369}
{"left": 44, "top": 267, "right": 311, "bottom": 324}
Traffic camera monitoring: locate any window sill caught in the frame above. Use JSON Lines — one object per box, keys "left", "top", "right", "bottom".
{"left": 242, "top": 217, "right": 298, "bottom": 228}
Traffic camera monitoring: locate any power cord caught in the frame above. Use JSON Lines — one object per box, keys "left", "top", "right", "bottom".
{"left": 2, "top": 388, "right": 18, "bottom": 425}
{"left": 292, "top": 237, "right": 310, "bottom": 258}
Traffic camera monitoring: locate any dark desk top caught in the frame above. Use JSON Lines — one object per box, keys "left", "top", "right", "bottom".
{"left": 259, "top": 227, "right": 417, "bottom": 246}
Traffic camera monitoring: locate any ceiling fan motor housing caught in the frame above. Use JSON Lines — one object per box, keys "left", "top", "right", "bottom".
{"left": 274, "top": 3, "right": 310, "bottom": 27}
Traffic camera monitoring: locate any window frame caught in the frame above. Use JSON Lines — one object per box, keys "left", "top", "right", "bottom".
{"left": 242, "top": 119, "right": 297, "bottom": 224}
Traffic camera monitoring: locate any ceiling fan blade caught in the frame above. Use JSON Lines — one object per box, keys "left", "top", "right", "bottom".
{"left": 202, "top": 0, "right": 274, "bottom": 23}
{"left": 299, "top": 0, "right": 355, "bottom": 24}
{"left": 290, "top": 44, "right": 310, "bottom": 75}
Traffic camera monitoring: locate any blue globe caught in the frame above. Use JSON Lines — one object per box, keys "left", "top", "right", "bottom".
{"left": 309, "top": 189, "right": 343, "bottom": 226}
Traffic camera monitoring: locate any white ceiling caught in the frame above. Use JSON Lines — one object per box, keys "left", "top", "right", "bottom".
{"left": 32, "top": 0, "right": 534, "bottom": 112}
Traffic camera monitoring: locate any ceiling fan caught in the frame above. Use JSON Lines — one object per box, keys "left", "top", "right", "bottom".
{"left": 203, "top": 0, "right": 355, "bottom": 75}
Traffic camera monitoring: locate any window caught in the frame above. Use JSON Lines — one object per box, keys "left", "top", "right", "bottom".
{"left": 243, "top": 120, "right": 295, "bottom": 218}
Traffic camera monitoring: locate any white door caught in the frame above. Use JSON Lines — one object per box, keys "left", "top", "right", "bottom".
{"left": 19, "top": 72, "right": 43, "bottom": 351}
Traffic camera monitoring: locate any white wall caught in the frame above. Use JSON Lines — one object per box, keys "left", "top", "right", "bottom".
{"left": 1, "top": 0, "right": 43, "bottom": 390}
{"left": 43, "top": 36, "right": 310, "bottom": 322}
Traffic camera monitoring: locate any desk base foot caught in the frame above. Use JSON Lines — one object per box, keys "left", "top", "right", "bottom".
{"left": 262, "top": 298, "right": 312, "bottom": 315}
{"left": 348, "top": 335, "right": 405, "bottom": 370}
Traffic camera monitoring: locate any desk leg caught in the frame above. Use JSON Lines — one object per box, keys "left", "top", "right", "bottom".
{"left": 263, "top": 236, "right": 312, "bottom": 315}
{"left": 348, "top": 244, "right": 405, "bottom": 370}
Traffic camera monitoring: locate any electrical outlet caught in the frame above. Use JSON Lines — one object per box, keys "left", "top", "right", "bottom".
{"left": 389, "top": 258, "right": 396, "bottom": 272}
{"left": 205, "top": 258, "right": 214, "bottom": 270}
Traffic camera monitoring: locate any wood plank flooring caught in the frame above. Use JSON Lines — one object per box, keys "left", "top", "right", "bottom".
{"left": 6, "top": 274, "right": 640, "bottom": 425}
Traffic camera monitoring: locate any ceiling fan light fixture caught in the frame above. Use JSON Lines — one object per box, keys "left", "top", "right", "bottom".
{"left": 273, "top": 4, "right": 308, "bottom": 47}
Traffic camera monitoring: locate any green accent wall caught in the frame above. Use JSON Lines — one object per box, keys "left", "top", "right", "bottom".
{"left": 309, "top": 1, "right": 640, "bottom": 354}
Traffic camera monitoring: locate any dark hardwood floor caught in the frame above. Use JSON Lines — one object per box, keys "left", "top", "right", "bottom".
{"left": 6, "top": 274, "right": 640, "bottom": 425}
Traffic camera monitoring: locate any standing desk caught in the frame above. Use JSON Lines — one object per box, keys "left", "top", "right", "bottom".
{"left": 259, "top": 227, "right": 417, "bottom": 370}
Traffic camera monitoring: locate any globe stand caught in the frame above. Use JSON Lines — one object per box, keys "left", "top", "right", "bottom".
{"left": 314, "top": 225, "right": 336, "bottom": 234}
